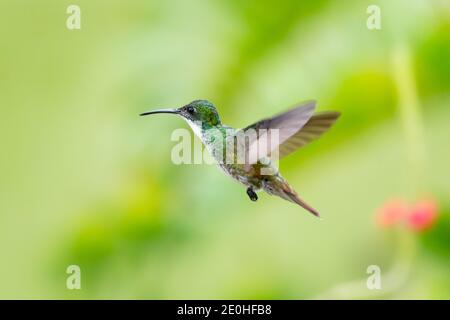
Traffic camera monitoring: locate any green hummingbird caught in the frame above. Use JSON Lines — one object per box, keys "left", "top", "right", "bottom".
{"left": 140, "top": 100, "right": 340, "bottom": 217}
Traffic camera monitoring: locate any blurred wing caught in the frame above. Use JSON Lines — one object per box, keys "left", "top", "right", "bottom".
{"left": 232, "top": 100, "right": 316, "bottom": 164}
{"left": 274, "top": 111, "right": 340, "bottom": 159}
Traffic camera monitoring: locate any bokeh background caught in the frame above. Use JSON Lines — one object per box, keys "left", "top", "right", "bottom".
{"left": 1, "top": 0, "right": 449, "bottom": 299}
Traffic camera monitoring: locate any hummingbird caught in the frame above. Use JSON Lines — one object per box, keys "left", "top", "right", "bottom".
{"left": 140, "top": 100, "right": 340, "bottom": 217}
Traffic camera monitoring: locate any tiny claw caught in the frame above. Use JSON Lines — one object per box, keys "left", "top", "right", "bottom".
{"left": 246, "top": 187, "right": 258, "bottom": 201}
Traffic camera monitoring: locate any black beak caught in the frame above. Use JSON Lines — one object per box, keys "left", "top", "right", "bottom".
{"left": 140, "top": 108, "right": 179, "bottom": 116}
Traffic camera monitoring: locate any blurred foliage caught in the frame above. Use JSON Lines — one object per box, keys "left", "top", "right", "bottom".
{"left": 0, "top": 0, "right": 449, "bottom": 299}
{"left": 421, "top": 206, "right": 450, "bottom": 260}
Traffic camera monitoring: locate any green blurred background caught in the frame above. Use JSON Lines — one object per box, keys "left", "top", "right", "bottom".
{"left": 1, "top": 0, "right": 449, "bottom": 299}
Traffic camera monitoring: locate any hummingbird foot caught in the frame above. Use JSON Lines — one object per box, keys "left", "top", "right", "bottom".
{"left": 246, "top": 187, "right": 258, "bottom": 202}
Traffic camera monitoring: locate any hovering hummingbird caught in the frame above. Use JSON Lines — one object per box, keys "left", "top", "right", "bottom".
{"left": 140, "top": 100, "right": 340, "bottom": 217}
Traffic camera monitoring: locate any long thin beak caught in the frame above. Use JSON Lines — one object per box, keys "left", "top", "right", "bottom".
{"left": 139, "top": 108, "right": 179, "bottom": 116}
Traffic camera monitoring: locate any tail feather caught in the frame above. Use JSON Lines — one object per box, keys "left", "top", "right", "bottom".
{"left": 264, "top": 176, "right": 320, "bottom": 217}
{"left": 283, "top": 189, "right": 320, "bottom": 217}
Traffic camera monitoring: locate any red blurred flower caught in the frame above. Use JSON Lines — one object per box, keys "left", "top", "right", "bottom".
{"left": 375, "top": 197, "right": 439, "bottom": 232}
{"left": 406, "top": 199, "right": 438, "bottom": 232}
{"left": 375, "top": 198, "right": 409, "bottom": 228}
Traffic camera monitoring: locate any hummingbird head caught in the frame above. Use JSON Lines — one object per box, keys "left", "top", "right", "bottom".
{"left": 140, "top": 100, "right": 221, "bottom": 129}
{"left": 179, "top": 100, "right": 221, "bottom": 127}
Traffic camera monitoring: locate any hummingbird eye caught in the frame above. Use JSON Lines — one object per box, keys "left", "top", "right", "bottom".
{"left": 186, "top": 106, "right": 195, "bottom": 114}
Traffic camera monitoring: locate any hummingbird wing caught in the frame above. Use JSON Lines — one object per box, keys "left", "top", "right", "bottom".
{"left": 275, "top": 111, "right": 340, "bottom": 159}
{"left": 232, "top": 100, "right": 316, "bottom": 164}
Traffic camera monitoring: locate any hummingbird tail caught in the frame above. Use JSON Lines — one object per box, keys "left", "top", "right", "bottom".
{"left": 283, "top": 188, "right": 320, "bottom": 218}
{"left": 264, "top": 176, "right": 320, "bottom": 217}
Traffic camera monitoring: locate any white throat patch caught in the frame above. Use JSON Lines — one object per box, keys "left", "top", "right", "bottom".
{"left": 183, "top": 118, "right": 203, "bottom": 139}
